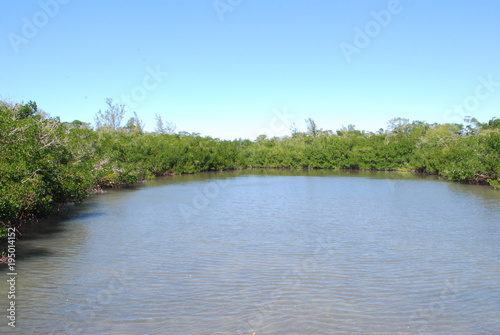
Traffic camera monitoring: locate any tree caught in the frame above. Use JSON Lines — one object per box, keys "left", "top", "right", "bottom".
{"left": 14, "top": 100, "right": 38, "bottom": 120}
{"left": 65, "top": 120, "right": 91, "bottom": 129}
{"left": 386, "top": 117, "right": 410, "bottom": 134}
{"left": 94, "top": 98, "right": 126, "bottom": 130}
{"left": 483, "top": 117, "right": 500, "bottom": 130}
{"left": 305, "top": 118, "right": 319, "bottom": 137}
{"left": 337, "top": 124, "right": 360, "bottom": 137}
{"left": 154, "top": 114, "right": 176, "bottom": 134}
{"left": 289, "top": 122, "right": 300, "bottom": 136}
{"left": 125, "top": 112, "right": 144, "bottom": 133}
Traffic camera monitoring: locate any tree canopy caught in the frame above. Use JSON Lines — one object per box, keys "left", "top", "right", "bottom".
{"left": 1, "top": 99, "right": 499, "bottom": 235}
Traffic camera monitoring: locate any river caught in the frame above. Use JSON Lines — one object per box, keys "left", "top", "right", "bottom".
{"left": 1, "top": 170, "right": 499, "bottom": 334}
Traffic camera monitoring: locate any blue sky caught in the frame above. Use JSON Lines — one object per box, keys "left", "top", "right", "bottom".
{"left": 1, "top": 0, "right": 499, "bottom": 140}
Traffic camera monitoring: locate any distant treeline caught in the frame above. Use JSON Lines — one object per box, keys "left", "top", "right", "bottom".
{"left": 1, "top": 99, "right": 499, "bottom": 234}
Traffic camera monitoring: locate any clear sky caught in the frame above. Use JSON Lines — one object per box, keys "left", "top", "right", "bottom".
{"left": 1, "top": 0, "right": 499, "bottom": 140}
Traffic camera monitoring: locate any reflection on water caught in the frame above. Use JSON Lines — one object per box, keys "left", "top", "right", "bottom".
{"left": 1, "top": 170, "right": 499, "bottom": 334}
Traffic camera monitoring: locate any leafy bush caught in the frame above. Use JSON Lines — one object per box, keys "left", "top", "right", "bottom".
{"left": 1, "top": 100, "right": 498, "bottom": 237}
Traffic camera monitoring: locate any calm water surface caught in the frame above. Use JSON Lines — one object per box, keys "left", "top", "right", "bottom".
{"left": 1, "top": 170, "right": 499, "bottom": 334}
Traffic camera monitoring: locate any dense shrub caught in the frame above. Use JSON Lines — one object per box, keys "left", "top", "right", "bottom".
{"left": 1, "top": 100, "right": 498, "bottom": 235}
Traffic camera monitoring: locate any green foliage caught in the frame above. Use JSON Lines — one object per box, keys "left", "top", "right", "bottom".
{"left": 0, "top": 101, "right": 92, "bottom": 228}
{"left": 1, "top": 99, "right": 499, "bottom": 237}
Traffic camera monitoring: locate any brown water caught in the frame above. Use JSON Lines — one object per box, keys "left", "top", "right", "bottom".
{"left": 1, "top": 170, "right": 499, "bottom": 334}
